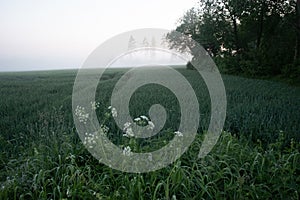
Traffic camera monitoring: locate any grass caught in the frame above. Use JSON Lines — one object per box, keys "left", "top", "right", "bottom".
{"left": 0, "top": 68, "right": 299, "bottom": 199}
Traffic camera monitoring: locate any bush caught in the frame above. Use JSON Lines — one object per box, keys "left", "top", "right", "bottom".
{"left": 214, "top": 56, "right": 241, "bottom": 74}
{"left": 186, "top": 61, "right": 195, "bottom": 70}
{"left": 281, "top": 62, "right": 300, "bottom": 79}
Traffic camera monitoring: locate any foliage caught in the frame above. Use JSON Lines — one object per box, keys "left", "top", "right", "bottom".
{"left": 186, "top": 61, "right": 195, "bottom": 70}
{"left": 167, "top": 0, "right": 300, "bottom": 79}
{"left": 0, "top": 69, "right": 299, "bottom": 199}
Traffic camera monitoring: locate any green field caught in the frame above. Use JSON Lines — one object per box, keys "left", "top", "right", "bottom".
{"left": 0, "top": 68, "right": 299, "bottom": 199}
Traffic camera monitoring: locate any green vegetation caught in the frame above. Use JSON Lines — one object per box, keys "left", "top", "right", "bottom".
{"left": 0, "top": 69, "right": 299, "bottom": 199}
{"left": 167, "top": 0, "right": 300, "bottom": 80}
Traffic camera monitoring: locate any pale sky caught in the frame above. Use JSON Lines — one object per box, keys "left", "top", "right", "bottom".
{"left": 0, "top": 0, "right": 197, "bottom": 72}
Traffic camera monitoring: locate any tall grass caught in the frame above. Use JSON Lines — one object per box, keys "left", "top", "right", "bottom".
{"left": 0, "top": 69, "right": 299, "bottom": 199}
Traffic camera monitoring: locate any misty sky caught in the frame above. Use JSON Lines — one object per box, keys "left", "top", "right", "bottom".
{"left": 0, "top": 0, "right": 197, "bottom": 72}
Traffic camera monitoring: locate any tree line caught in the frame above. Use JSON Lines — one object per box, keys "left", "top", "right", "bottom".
{"left": 167, "top": 0, "right": 300, "bottom": 78}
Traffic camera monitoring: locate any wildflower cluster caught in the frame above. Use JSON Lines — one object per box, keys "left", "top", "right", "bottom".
{"left": 121, "top": 115, "right": 157, "bottom": 157}
{"left": 133, "top": 115, "right": 155, "bottom": 130}
{"left": 174, "top": 131, "right": 183, "bottom": 137}
{"left": 98, "top": 125, "right": 109, "bottom": 136}
{"left": 147, "top": 121, "right": 155, "bottom": 130}
{"left": 122, "top": 146, "right": 132, "bottom": 156}
{"left": 123, "top": 122, "right": 134, "bottom": 137}
{"left": 91, "top": 101, "right": 101, "bottom": 110}
{"left": 108, "top": 106, "right": 118, "bottom": 117}
{"left": 74, "top": 105, "right": 89, "bottom": 124}
{"left": 83, "top": 132, "right": 98, "bottom": 149}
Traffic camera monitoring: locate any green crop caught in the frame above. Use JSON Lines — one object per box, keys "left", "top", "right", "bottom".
{"left": 0, "top": 69, "right": 299, "bottom": 199}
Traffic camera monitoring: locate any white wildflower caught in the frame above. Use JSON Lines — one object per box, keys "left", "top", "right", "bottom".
{"left": 123, "top": 127, "right": 134, "bottom": 137}
{"left": 83, "top": 132, "right": 97, "bottom": 148}
{"left": 123, "top": 122, "right": 131, "bottom": 130}
{"left": 134, "top": 117, "right": 141, "bottom": 122}
{"left": 122, "top": 146, "right": 132, "bottom": 156}
{"left": 108, "top": 106, "right": 112, "bottom": 109}
{"left": 98, "top": 125, "right": 109, "bottom": 136}
{"left": 123, "top": 122, "right": 134, "bottom": 137}
{"left": 174, "top": 131, "right": 183, "bottom": 137}
{"left": 75, "top": 105, "right": 89, "bottom": 124}
{"left": 140, "top": 115, "right": 149, "bottom": 121}
{"left": 147, "top": 121, "right": 155, "bottom": 130}
{"left": 111, "top": 107, "right": 118, "bottom": 117}
{"left": 91, "top": 101, "right": 100, "bottom": 110}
